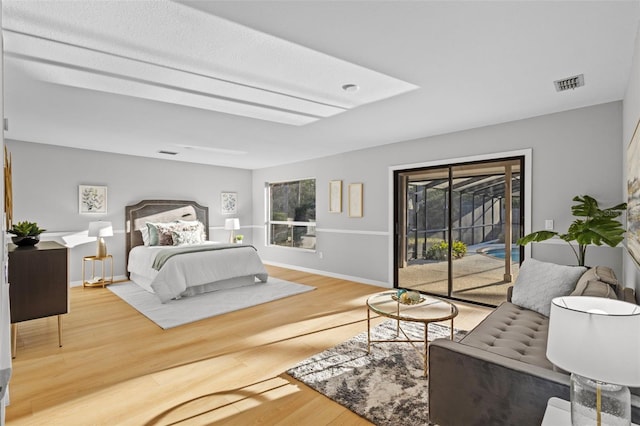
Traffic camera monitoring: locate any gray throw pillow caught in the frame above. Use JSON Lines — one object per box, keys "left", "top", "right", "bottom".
{"left": 511, "top": 258, "right": 587, "bottom": 317}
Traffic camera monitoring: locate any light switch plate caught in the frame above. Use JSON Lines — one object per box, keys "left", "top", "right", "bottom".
{"left": 545, "top": 220, "right": 554, "bottom": 230}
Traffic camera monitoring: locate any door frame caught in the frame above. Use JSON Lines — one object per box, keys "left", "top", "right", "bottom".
{"left": 387, "top": 149, "right": 533, "bottom": 287}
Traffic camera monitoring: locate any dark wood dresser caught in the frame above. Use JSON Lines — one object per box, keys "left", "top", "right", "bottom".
{"left": 8, "top": 241, "right": 68, "bottom": 357}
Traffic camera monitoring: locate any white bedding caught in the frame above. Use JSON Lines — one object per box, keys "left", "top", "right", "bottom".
{"left": 127, "top": 242, "right": 268, "bottom": 303}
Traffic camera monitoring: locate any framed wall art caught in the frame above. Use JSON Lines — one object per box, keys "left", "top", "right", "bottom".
{"left": 348, "top": 183, "right": 363, "bottom": 218}
{"left": 79, "top": 185, "right": 107, "bottom": 214}
{"left": 221, "top": 192, "right": 238, "bottom": 215}
{"left": 627, "top": 118, "right": 640, "bottom": 265}
{"left": 329, "top": 180, "right": 342, "bottom": 213}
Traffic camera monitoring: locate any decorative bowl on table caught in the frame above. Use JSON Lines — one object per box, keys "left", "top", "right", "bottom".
{"left": 392, "top": 289, "right": 425, "bottom": 305}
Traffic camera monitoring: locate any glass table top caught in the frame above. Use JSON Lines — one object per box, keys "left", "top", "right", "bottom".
{"left": 366, "top": 290, "right": 458, "bottom": 322}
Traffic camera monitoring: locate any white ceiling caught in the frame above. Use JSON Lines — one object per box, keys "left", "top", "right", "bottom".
{"left": 2, "top": 1, "right": 640, "bottom": 170}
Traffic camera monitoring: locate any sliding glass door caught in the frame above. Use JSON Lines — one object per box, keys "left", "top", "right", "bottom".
{"left": 394, "top": 157, "right": 524, "bottom": 306}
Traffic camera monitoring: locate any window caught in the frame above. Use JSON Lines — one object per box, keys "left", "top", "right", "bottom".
{"left": 267, "top": 178, "right": 316, "bottom": 250}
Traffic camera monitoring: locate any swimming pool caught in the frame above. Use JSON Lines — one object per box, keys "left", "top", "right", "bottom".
{"left": 484, "top": 247, "right": 520, "bottom": 262}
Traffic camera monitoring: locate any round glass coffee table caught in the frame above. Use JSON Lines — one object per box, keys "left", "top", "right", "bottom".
{"left": 366, "top": 290, "right": 458, "bottom": 376}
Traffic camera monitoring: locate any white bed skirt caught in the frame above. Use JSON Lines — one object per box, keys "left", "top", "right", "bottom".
{"left": 129, "top": 272, "right": 257, "bottom": 298}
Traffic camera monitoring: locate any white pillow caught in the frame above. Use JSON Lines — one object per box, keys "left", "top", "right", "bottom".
{"left": 511, "top": 258, "right": 586, "bottom": 317}
{"left": 140, "top": 226, "right": 150, "bottom": 246}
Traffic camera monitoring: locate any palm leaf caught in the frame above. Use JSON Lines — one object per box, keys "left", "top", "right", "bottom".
{"left": 516, "top": 230, "right": 557, "bottom": 246}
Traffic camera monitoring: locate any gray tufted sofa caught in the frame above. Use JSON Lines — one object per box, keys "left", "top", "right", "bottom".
{"left": 428, "top": 265, "right": 639, "bottom": 426}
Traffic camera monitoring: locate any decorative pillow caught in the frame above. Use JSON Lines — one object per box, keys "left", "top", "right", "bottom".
{"left": 146, "top": 221, "right": 206, "bottom": 246}
{"left": 155, "top": 222, "right": 182, "bottom": 246}
{"left": 511, "top": 258, "right": 587, "bottom": 317}
{"left": 140, "top": 226, "right": 150, "bottom": 246}
{"left": 570, "top": 279, "right": 618, "bottom": 300}
{"left": 172, "top": 229, "right": 205, "bottom": 246}
{"left": 178, "top": 220, "right": 206, "bottom": 242}
{"left": 146, "top": 222, "right": 162, "bottom": 246}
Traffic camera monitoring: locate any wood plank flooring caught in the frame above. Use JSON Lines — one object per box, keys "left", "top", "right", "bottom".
{"left": 6, "top": 266, "right": 492, "bottom": 425}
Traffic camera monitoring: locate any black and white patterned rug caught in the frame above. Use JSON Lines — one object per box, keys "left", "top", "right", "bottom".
{"left": 286, "top": 319, "right": 467, "bottom": 426}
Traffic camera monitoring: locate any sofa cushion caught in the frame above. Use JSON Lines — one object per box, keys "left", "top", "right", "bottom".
{"left": 511, "top": 258, "right": 587, "bottom": 317}
{"left": 460, "top": 302, "right": 553, "bottom": 369}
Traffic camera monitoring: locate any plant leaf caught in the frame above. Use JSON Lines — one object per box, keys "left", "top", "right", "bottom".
{"left": 517, "top": 230, "right": 558, "bottom": 245}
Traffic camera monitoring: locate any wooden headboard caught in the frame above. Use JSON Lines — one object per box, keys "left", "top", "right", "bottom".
{"left": 125, "top": 199, "right": 209, "bottom": 255}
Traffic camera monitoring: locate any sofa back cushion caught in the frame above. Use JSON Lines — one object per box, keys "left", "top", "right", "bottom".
{"left": 511, "top": 258, "right": 586, "bottom": 317}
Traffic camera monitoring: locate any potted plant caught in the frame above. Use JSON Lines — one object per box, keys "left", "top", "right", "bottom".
{"left": 517, "top": 195, "right": 626, "bottom": 266}
{"left": 8, "top": 221, "right": 46, "bottom": 247}
{"left": 235, "top": 234, "right": 244, "bottom": 244}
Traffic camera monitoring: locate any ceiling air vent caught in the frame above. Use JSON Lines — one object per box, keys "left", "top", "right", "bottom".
{"left": 158, "top": 150, "right": 178, "bottom": 156}
{"left": 554, "top": 74, "right": 585, "bottom": 92}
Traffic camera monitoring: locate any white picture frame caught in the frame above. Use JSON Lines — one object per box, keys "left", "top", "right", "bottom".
{"left": 329, "top": 180, "right": 342, "bottom": 213}
{"left": 348, "top": 183, "right": 363, "bottom": 218}
{"left": 79, "top": 185, "right": 107, "bottom": 214}
{"left": 221, "top": 192, "right": 238, "bottom": 214}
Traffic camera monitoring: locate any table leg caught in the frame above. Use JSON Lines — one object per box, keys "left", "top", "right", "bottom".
{"left": 58, "top": 315, "right": 63, "bottom": 347}
{"left": 367, "top": 308, "right": 371, "bottom": 353}
{"left": 450, "top": 318, "right": 454, "bottom": 340}
{"left": 424, "top": 322, "right": 429, "bottom": 377}
{"left": 11, "top": 324, "right": 17, "bottom": 359}
{"left": 396, "top": 301, "right": 401, "bottom": 336}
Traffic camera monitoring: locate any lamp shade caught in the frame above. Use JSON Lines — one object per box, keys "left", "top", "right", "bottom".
{"left": 87, "top": 221, "right": 113, "bottom": 238}
{"left": 547, "top": 296, "right": 640, "bottom": 387}
{"left": 224, "top": 218, "right": 240, "bottom": 231}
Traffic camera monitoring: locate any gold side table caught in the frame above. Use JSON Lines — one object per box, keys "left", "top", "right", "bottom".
{"left": 82, "top": 255, "right": 114, "bottom": 288}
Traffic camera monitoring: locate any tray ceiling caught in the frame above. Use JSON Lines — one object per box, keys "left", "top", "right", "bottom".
{"left": 2, "top": 1, "right": 639, "bottom": 169}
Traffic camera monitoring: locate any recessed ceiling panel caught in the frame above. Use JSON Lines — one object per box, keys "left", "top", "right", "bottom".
{"left": 2, "top": 0, "right": 418, "bottom": 125}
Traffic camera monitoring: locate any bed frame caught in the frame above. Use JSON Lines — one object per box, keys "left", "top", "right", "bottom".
{"left": 125, "top": 199, "right": 209, "bottom": 272}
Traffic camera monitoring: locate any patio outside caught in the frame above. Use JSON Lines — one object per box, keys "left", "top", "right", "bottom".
{"left": 397, "top": 159, "right": 522, "bottom": 307}
{"left": 399, "top": 242, "right": 520, "bottom": 306}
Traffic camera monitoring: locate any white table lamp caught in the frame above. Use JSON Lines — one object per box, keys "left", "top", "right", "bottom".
{"left": 547, "top": 296, "right": 640, "bottom": 426}
{"left": 224, "top": 218, "right": 240, "bottom": 243}
{"left": 88, "top": 221, "right": 113, "bottom": 257}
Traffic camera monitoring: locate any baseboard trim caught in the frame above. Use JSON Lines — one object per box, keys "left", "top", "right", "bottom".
{"left": 263, "top": 261, "right": 389, "bottom": 288}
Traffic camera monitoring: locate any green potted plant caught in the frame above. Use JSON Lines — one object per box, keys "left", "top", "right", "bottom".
{"left": 8, "top": 221, "right": 46, "bottom": 247}
{"left": 517, "top": 195, "right": 626, "bottom": 266}
{"left": 235, "top": 234, "right": 244, "bottom": 244}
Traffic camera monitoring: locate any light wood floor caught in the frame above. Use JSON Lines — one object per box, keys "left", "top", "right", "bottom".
{"left": 6, "top": 266, "right": 493, "bottom": 426}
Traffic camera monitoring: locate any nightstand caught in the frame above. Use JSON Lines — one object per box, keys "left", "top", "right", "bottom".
{"left": 82, "top": 255, "right": 114, "bottom": 288}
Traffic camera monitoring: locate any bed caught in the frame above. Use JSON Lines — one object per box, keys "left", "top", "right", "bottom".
{"left": 125, "top": 200, "right": 268, "bottom": 303}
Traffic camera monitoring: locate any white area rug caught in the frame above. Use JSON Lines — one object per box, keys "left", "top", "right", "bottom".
{"left": 108, "top": 278, "right": 315, "bottom": 329}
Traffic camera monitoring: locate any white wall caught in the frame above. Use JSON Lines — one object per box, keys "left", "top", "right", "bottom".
{"left": 623, "top": 23, "right": 640, "bottom": 297}
{"left": 253, "top": 101, "right": 624, "bottom": 285}
{"left": 5, "top": 140, "right": 253, "bottom": 283}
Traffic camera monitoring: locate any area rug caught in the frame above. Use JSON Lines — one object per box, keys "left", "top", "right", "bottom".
{"left": 286, "top": 319, "right": 466, "bottom": 426}
{"left": 107, "top": 278, "right": 315, "bottom": 329}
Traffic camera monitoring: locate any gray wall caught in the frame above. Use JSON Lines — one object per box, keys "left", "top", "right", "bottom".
{"left": 5, "top": 102, "right": 627, "bottom": 287}
{"left": 253, "top": 101, "right": 624, "bottom": 285}
{"left": 5, "top": 140, "right": 253, "bottom": 284}
{"left": 623, "top": 24, "right": 640, "bottom": 296}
